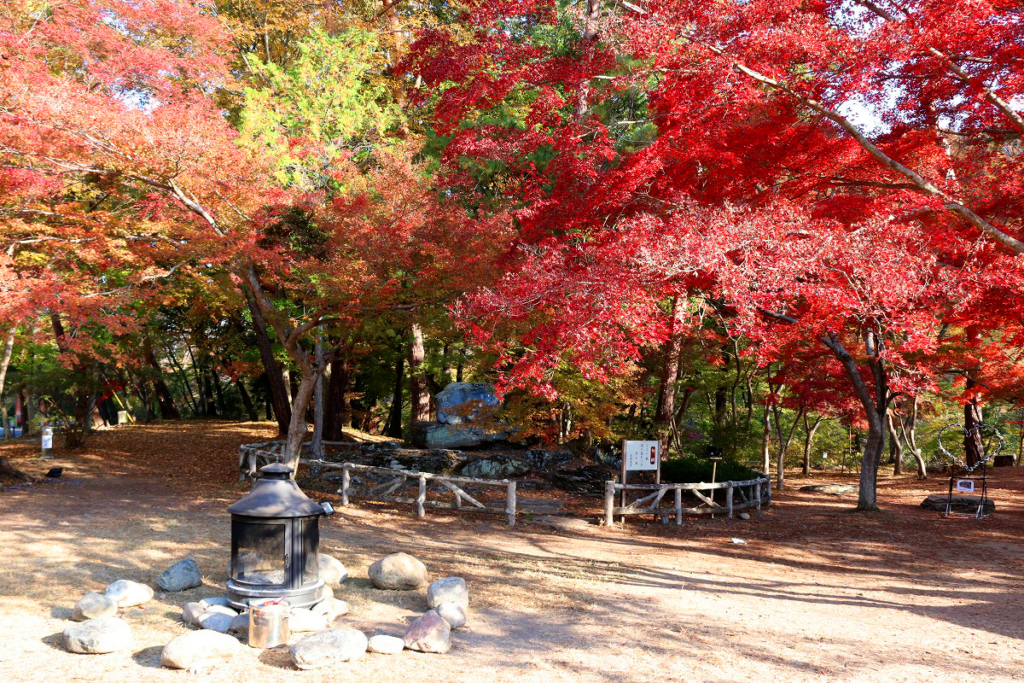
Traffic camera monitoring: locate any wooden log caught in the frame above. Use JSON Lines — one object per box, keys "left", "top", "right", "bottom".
{"left": 674, "top": 488, "right": 682, "bottom": 526}
{"left": 727, "top": 485, "right": 734, "bottom": 519}
{"left": 506, "top": 480, "right": 517, "bottom": 526}
{"left": 341, "top": 465, "right": 350, "bottom": 507}
{"left": 649, "top": 488, "right": 667, "bottom": 512}
{"left": 692, "top": 489, "right": 723, "bottom": 509}
{"left": 605, "top": 480, "right": 616, "bottom": 527}
{"left": 417, "top": 474, "right": 427, "bottom": 518}
{"left": 371, "top": 476, "right": 408, "bottom": 497}
{"left": 0, "top": 456, "right": 32, "bottom": 482}
{"left": 440, "top": 480, "right": 485, "bottom": 509}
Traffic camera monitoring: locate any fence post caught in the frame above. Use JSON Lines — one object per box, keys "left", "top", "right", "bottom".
{"left": 674, "top": 487, "right": 682, "bottom": 526}
{"left": 506, "top": 480, "right": 517, "bottom": 526}
{"left": 755, "top": 479, "right": 762, "bottom": 511}
{"left": 341, "top": 464, "right": 350, "bottom": 507}
{"left": 604, "top": 480, "right": 616, "bottom": 527}
{"left": 727, "top": 485, "right": 734, "bottom": 519}
{"left": 417, "top": 475, "right": 427, "bottom": 518}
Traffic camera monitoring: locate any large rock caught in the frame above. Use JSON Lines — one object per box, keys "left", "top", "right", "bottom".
{"left": 104, "top": 579, "right": 154, "bottom": 607}
{"left": 800, "top": 484, "right": 858, "bottom": 496}
{"left": 433, "top": 603, "right": 467, "bottom": 629}
{"left": 161, "top": 630, "right": 241, "bottom": 671}
{"left": 411, "top": 423, "right": 508, "bottom": 451}
{"left": 592, "top": 446, "right": 621, "bottom": 470}
{"left": 403, "top": 611, "right": 451, "bottom": 654}
{"left": 157, "top": 558, "right": 203, "bottom": 592}
{"left": 72, "top": 592, "right": 117, "bottom": 621}
{"left": 525, "top": 449, "right": 573, "bottom": 472}
{"left": 182, "top": 601, "right": 206, "bottom": 626}
{"left": 62, "top": 618, "right": 133, "bottom": 654}
{"left": 369, "top": 552, "right": 429, "bottom": 590}
{"left": 319, "top": 554, "right": 348, "bottom": 585}
{"left": 368, "top": 449, "right": 467, "bottom": 475}
{"left": 367, "top": 634, "right": 405, "bottom": 655}
{"left": 546, "top": 466, "right": 609, "bottom": 496}
{"left": 289, "top": 608, "right": 329, "bottom": 633}
{"left": 426, "top": 577, "right": 468, "bottom": 610}
{"left": 197, "top": 610, "right": 234, "bottom": 633}
{"left": 459, "top": 455, "right": 531, "bottom": 480}
{"left": 921, "top": 494, "right": 996, "bottom": 514}
{"left": 435, "top": 382, "right": 501, "bottom": 425}
{"left": 289, "top": 628, "right": 368, "bottom": 670}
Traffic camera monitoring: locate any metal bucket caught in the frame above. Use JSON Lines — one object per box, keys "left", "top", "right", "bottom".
{"left": 248, "top": 599, "right": 290, "bottom": 648}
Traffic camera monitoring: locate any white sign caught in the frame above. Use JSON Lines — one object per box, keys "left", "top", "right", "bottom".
{"left": 41, "top": 433, "right": 53, "bottom": 449}
{"left": 956, "top": 479, "right": 975, "bottom": 493}
{"left": 624, "top": 441, "right": 660, "bottom": 471}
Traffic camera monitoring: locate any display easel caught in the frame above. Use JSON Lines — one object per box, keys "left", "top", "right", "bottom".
{"left": 936, "top": 422, "right": 1003, "bottom": 519}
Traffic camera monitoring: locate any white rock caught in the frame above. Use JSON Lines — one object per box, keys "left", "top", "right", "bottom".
{"left": 739, "top": 512, "right": 751, "bottom": 520}
{"left": 367, "top": 634, "right": 405, "bottom": 655}
{"left": 290, "top": 628, "right": 368, "bottom": 669}
{"left": 161, "top": 630, "right": 241, "bottom": 671}
{"left": 368, "top": 552, "right": 428, "bottom": 590}
{"left": 62, "top": 618, "right": 133, "bottom": 654}
{"left": 199, "top": 596, "right": 231, "bottom": 609}
{"left": 434, "top": 602, "right": 466, "bottom": 629}
{"left": 198, "top": 611, "right": 233, "bottom": 633}
{"left": 182, "top": 602, "right": 206, "bottom": 625}
{"left": 427, "top": 577, "right": 468, "bottom": 609}
{"left": 288, "top": 608, "right": 329, "bottom": 633}
{"left": 403, "top": 611, "right": 451, "bottom": 654}
{"left": 105, "top": 579, "right": 154, "bottom": 607}
{"left": 311, "top": 597, "right": 349, "bottom": 620}
{"left": 72, "top": 593, "right": 118, "bottom": 621}
{"left": 319, "top": 554, "right": 348, "bottom": 585}
{"left": 228, "top": 613, "right": 249, "bottom": 637}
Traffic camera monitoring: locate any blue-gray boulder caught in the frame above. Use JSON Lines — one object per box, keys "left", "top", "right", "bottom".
{"left": 435, "top": 383, "right": 501, "bottom": 425}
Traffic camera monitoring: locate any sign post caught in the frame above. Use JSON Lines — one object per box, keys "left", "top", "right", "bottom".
{"left": 620, "top": 440, "right": 661, "bottom": 514}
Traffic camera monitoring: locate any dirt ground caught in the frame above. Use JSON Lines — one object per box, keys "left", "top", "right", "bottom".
{"left": 2, "top": 422, "right": 1023, "bottom": 683}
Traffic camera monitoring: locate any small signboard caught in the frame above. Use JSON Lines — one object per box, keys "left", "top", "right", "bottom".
{"left": 956, "top": 479, "right": 975, "bottom": 494}
{"left": 624, "top": 440, "right": 660, "bottom": 472}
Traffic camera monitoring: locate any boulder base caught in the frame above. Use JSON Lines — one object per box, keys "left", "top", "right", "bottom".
{"left": 369, "top": 552, "right": 429, "bottom": 590}
{"left": 161, "top": 630, "right": 241, "bottom": 671}
{"left": 62, "top": 617, "right": 132, "bottom": 654}
{"left": 289, "top": 628, "right": 368, "bottom": 670}
{"left": 921, "top": 494, "right": 995, "bottom": 514}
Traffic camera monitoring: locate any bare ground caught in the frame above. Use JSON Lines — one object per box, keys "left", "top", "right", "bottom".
{"left": 1, "top": 422, "right": 1023, "bottom": 682}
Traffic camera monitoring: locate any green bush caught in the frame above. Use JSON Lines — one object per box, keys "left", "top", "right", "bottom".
{"left": 660, "top": 457, "right": 758, "bottom": 483}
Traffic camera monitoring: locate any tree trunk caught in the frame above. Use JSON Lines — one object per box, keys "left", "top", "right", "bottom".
{"left": 164, "top": 343, "right": 200, "bottom": 416}
{"left": 144, "top": 340, "right": 181, "bottom": 419}
{"left": 654, "top": 297, "right": 685, "bottom": 456}
{"left": 243, "top": 291, "right": 291, "bottom": 435}
{"left": 775, "top": 406, "right": 805, "bottom": 490}
{"left": 456, "top": 348, "right": 466, "bottom": 382}
{"left": 324, "top": 356, "right": 351, "bottom": 441}
{"left": 761, "top": 402, "right": 771, "bottom": 474}
{"left": 236, "top": 378, "right": 258, "bottom": 421}
{"left": 211, "top": 365, "right": 227, "bottom": 416}
{"left": 0, "top": 327, "right": 15, "bottom": 438}
{"left": 50, "top": 313, "right": 92, "bottom": 447}
{"left": 408, "top": 323, "right": 431, "bottom": 427}
{"left": 312, "top": 338, "right": 325, "bottom": 459}
{"left": 964, "top": 376, "right": 984, "bottom": 468}
{"left": 887, "top": 410, "right": 903, "bottom": 475}
{"left": 802, "top": 413, "right": 823, "bottom": 475}
{"left": 283, "top": 372, "right": 316, "bottom": 472}
{"left": 385, "top": 354, "right": 405, "bottom": 439}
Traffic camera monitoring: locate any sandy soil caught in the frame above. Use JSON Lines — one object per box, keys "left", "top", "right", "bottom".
{"left": 1, "top": 422, "right": 1023, "bottom": 683}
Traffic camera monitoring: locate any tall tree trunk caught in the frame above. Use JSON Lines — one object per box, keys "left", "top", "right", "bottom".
{"left": 243, "top": 291, "right": 291, "bottom": 435}
{"left": 324, "top": 356, "right": 351, "bottom": 441}
{"left": 236, "top": 378, "right": 258, "bottom": 421}
{"left": 164, "top": 343, "right": 200, "bottom": 416}
{"left": 50, "top": 313, "right": 92, "bottom": 447}
{"left": 887, "top": 410, "right": 903, "bottom": 475}
{"left": 408, "top": 323, "right": 430, "bottom": 426}
{"left": 385, "top": 354, "right": 405, "bottom": 439}
{"left": 311, "top": 338, "right": 325, "bottom": 459}
{"left": 654, "top": 297, "right": 685, "bottom": 455}
{"left": 144, "top": 340, "right": 180, "bottom": 419}
{"left": 283, "top": 372, "right": 316, "bottom": 471}
{"left": 802, "top": 413, "right": 824, "bottom": 475}
{"left": 211, "top": 365, "right": 227, "bottom": 416}
{"left": 761, "top": 402, "right": 772, "bottom": 474}
{"left": 897, "top": 396, "right": 926, "bottom": 478}
{"left": 774, "top": 405, "right": 805, "bottom": 490}
{"left": 823, "top": 331, "right": 887, "bottom": 511}
{"left": 200, "top": 361, "right": 217, "bottom": 417}
{"left": 964, "top": 376, "right": 984, "bottom": 468}
{"left": 456, "top": 348, "right": 465, "bottom": 382}
{"left": 0, "top": 327, "right": 15, "bottom": 439}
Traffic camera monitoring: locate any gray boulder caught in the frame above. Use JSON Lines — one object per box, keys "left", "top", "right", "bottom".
{"left": 459, "top": 455, "right": 531, "bottom": 479}
{"left": 434, "top": 602, "right": 467, "bottom": 629}
{"left": 435, "top": 382, "right": 501, "bottom": 425}
{"left": 368, "top": 449, "right": 466, "bottom": 474}
{"left": 921, "top": 494, "right": 995, "bottom": 514}
{"left": 157, "top": 558, "right": 203, "bottom": 592}
{"left": 525, "top": 449, "right": 573, "bottom": 472}
{"left": 403, "top": 611, "right": 451, "bottom": 654}
{"left": 319, "top": 554, "right": 348, "bottom": 585}
{"left": 369, "top": 552, "right": 428, "bottom": 590}
{"left": 288, "top": 608, "right": 329, "bottom": 633}
{"left": 289, "top": 628, "right": 368, "bottom": 670}
{"left": 367, "top": 634, "right": 405, "bottom": 655}
{"left": 197, "top": 610, "right": 234, "bottom": 633}
{"left": 161, "top": 630, "right": 241, "bottom": 671}
{"left": 546, "top": 466, "right": 608, "bottom": 496}
{"left": 72, "top": 592, "right": 118, "bottom": 622}
{"left": 411, "top": 423, "right": 509, "bottom": 450}
{"left": 104, "top": 579, "right": 154, "bottom": 607}
{"left": 800, "top": 484, "right": 858, "bottom": 495}
{"left": 62, "top": 617, "right": 133, "bottom": 654}
{"left": 593, "top": 446, "right": 621, "bottom": 469}
{"left": 426, "top": 577, "right": 468, "bottom": 610}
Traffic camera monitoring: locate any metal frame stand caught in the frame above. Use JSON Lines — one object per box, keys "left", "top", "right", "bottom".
{"left": 944, "top": 467, "right": 990, "bottom": 519}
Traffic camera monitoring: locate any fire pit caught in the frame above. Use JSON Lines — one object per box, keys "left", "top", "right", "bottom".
{"left": 226, "top": 463, "right": 327, "bottom": 609}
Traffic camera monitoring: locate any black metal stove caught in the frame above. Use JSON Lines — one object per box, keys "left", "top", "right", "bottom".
{"left": 226, "top": 462, "right": 326, "bottom": 609}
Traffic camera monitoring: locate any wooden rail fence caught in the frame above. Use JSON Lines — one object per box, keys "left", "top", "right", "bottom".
{"left": 306, "top": 459, "right": 518, "bottom": 526}
{"left": 604, "top": 474, "right": 771, "bottom": 526}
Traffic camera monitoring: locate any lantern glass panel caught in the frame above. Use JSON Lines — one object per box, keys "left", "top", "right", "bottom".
{"left": 233, "top": 519, "right": 287, "bottom": 585}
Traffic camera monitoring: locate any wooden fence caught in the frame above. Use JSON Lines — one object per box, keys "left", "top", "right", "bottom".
{"left": 237, "top": 440, "right": 362, "bottom": 481}
{"left": 604, "top": 474, "right": 771, "bottom": 526}
{"left": 305, "top": 459, "right": 518, "bottom": 526}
